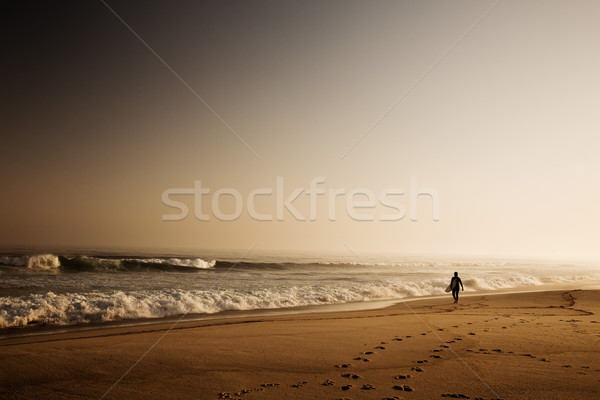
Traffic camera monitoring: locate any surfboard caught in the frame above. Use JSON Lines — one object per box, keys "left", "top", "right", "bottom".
{"left": 445, "top": 279, "right": 457, "bottom": 293}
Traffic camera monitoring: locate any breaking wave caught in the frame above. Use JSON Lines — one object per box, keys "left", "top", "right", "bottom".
{"left": 0, "top": 254, "right": 61, "bottom": 270}
{"left": 0, "top": 254, "right": 216, "bottom": 272}
{"left": 1, "top": 251, "right": 599, "bottom": 329}
{"left": 27, "top": 254, "right": 61, "bottom": 269}
{"left": 0, "top": 282, "right": 438, "bottom": 327}
{"left": 2, "top": 272, "right": 599, "bottom": 328}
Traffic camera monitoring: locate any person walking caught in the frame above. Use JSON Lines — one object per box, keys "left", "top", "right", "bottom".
{"left": 450, "top": 272, "right": 464, "bottom": 303}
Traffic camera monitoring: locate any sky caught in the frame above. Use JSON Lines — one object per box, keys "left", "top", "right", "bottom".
{"left": 2, "top": 0, "right": 600, "bottom": 260}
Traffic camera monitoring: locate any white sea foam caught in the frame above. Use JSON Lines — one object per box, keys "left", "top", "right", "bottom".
{"left": 0, "top": 254, "right": 216, "bottom": 271}
{"left": 466, "top": 275, "right": 544, "bottom": 290}
{"left": 131, "top": 257, "right": 216, "bottom": 269}
{"left": 27, "top": 254, "right": 61, "bottom": 269}
{"left": 0, "top": 254, "right": 61, "bottom": 269}
{"left": 3, "top": 272, "right": 599, "bottom": 328}
{"left": 0, "top": 285, "right": 398, "bottom": 327}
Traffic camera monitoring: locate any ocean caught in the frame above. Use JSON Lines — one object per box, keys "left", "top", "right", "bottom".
{"left": 1, "top": 251, "right": 599, "bottom": 329}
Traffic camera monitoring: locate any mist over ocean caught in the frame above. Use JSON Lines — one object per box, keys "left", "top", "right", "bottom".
{"left": 2, "top": 251, "right": 599, "bottom": 329}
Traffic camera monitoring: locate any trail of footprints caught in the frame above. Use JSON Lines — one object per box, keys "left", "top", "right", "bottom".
{"left": 218, "top": 328, "right": 503, "bottom": 400}
{"left": 217, "top": 383, "right": 280, "bottom": 399}
{"left": 218, "top": 318, "right": 597, "bottom": 399}
{"left": 328, "top": 328, "right": 500, "bottom": 400}
{"left": 217, "top": 330, "right": 468, "bottom": 399}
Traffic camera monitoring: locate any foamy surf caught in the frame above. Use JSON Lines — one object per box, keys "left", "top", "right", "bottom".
{"left": 2, "top": 274, "right": 600, "bottom": 328}
{"left": 0, "top": 254, "right": 216, "bottom": 271}
{"left": 0, "top": 282, "right": 459, "bottom": 327}
{"left": 0, "top": 254, "right": 62, "bottom": 270}
{"left": 1, "top": 253, "right": 599, "bottom": 328}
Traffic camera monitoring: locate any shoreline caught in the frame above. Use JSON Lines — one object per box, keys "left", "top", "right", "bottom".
{"left": 2, "top": 282, "right": 598, "bottom": 340}
{"left": 2, "top": 289, "right": 600, "bottom": 399}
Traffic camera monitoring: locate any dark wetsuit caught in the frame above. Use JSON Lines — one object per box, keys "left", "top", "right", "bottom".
{"left": 451, "top": 276, "right": 463, "bottom": 302}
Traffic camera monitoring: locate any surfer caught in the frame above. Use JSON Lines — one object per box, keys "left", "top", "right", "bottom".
{"left": 450, "top": 272, "right": 464, "bottom": 303}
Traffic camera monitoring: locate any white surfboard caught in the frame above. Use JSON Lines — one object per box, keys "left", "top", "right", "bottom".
{"left": 445, "top": 280, "right": 457, "bottom": 293}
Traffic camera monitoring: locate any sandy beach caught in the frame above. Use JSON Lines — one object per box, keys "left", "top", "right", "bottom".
{"left": 1, "top": 289, "right": 599, "bottom": 400}
{"left": 5, "top": 2, "right": 600, "bottom": 400}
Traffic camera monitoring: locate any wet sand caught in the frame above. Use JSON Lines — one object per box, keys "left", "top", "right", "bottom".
{"left": 1, "top": 290, "right": 600, "bottom": 399}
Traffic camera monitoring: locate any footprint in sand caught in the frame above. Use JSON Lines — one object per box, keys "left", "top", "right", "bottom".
{"left": 361, "top": 384, "right": 375, "bottom": 390}
{"left": 411, "top": 367, "right": 424, "bottom": 372}
{"left": 336, "top": 364, "right": 351, "bottom": 368}
{"left": 230, "top": 388, "right": 254, "bottom": 396}
{"left": 341, "top": 373, "right": 361, "bottom": 379}
{"left": 291, "top": 381, "right": 308, "bottom": 388}
{"left": 441, "top": 394, "right": 470, "bottom": 398}
{"left": 394, "top": 374, "right": 412, "bottom": 380}
{"left": 341, "top": 384, "right": 352, "bottom": 390}
{"left": 431, "top": 355, "right": 441, "bottom": 359}
{"left": 322, "top": 379, "right": 335, "bottom": 386}
{"left": 375, "top": 346, "right": 386, "bottom": 350}
{"left": 392, "top": 338, "right": 403, "bottom": 341}
{"left": 220, "top": 383, "right": 279, "bottom": 397}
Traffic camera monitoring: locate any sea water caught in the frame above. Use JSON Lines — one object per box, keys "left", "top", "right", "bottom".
{"left": 1, "top": 251, "right": 599, "bottom": 328}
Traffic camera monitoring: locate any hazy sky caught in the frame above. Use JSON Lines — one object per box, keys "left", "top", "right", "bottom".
{"left": 2, "top": 0, "right": 600, "bottom": 260}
